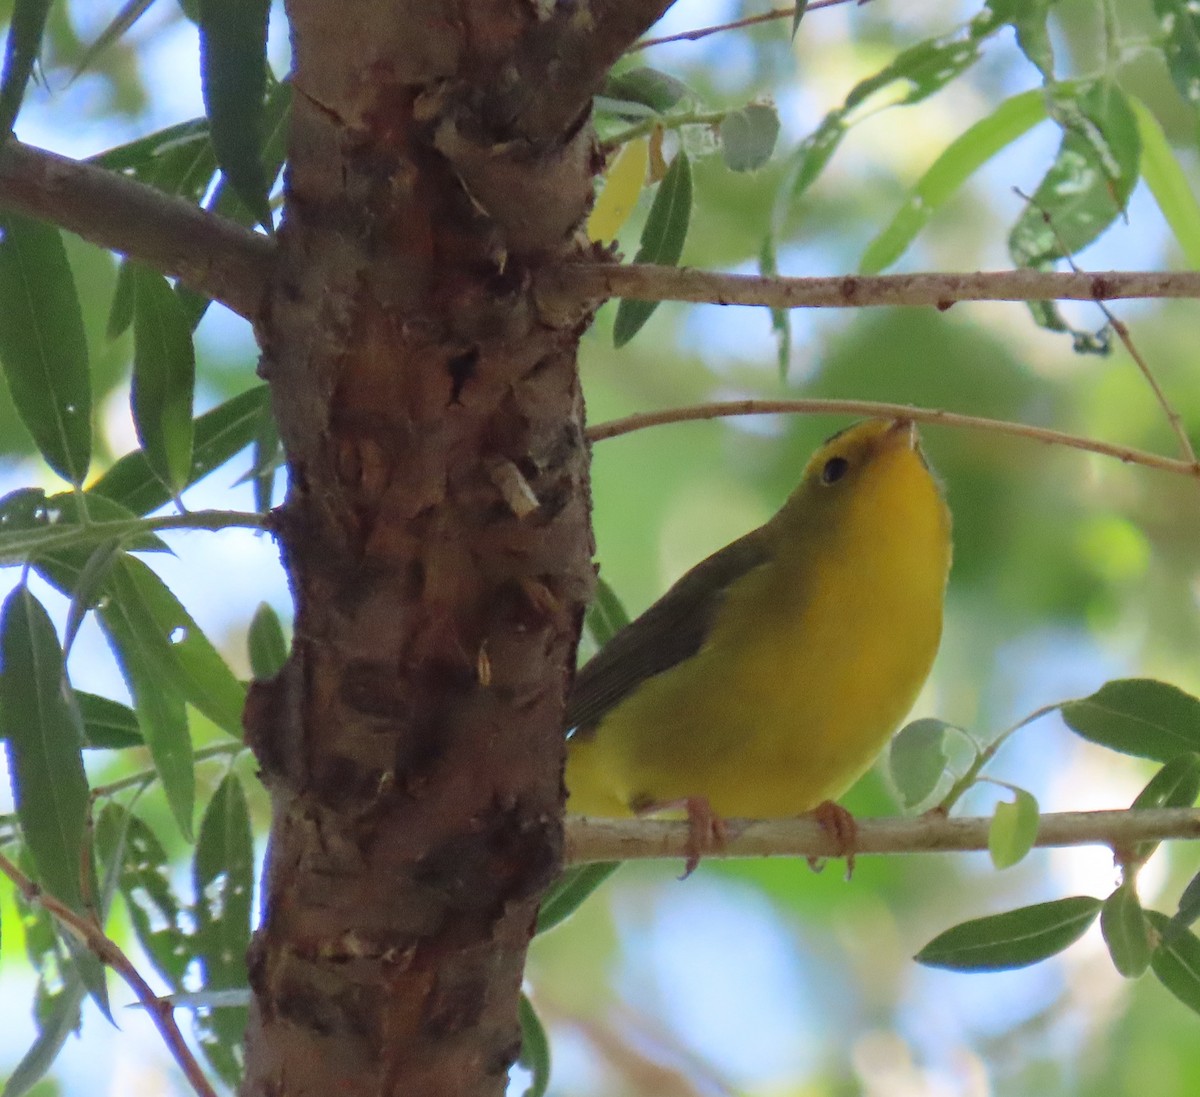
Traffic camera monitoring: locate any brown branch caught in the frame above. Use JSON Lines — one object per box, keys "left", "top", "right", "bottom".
{"left": 587, "top": 397, "right": 1200, "bottom": 480}
{"left": 541, "top": 262, "right": 1200, "bottom": 311}
{"left": 630, "top": 0, "right": 859, "bottom": 52}
{"left": 0, "top": 849, "right": 219, "bottom": 1097}
{"left": 0, "top": 139, "right": 274, "bottom": 320}
{"left": 565, "top": 807, "right": 1200, "bottom": 865}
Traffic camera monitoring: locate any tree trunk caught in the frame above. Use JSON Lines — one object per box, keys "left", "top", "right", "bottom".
{"left": 238, "top": 2, "right": 667, "bottom": 1094}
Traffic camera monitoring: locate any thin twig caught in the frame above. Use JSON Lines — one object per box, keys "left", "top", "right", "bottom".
{"left": 541, "top": 262, "right": 1200, "bottom": 312}
{"left": 630, "top": 0, "right": 858, "bottom": 52}
{"left": 586, "top": 397, "right": 1200, "bottom": 480}
{"left": 1013, "top": 185, "right": 1198, "bottom": 465}
{"left": 0, "top": 850, "right": 219, "bottom": 1097}
{"left": 565, "top": 807, "right": 1200, "bottom": 864}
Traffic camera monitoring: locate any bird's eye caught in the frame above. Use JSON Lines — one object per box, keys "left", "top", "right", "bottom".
{"left": 821, "top": 456, "right": 849, "bottom": 484}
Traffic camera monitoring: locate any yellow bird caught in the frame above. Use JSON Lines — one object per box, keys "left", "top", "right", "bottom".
{"left": 565, "top": 419, "right": 951, "bottom": 861}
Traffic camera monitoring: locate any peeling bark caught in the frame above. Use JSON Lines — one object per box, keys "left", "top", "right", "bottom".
{"left": 239, "top": 3, "right": 672, "bottom": 1095}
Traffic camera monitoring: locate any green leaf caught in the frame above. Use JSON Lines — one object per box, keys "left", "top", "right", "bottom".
{"left": 91, "top": 384, "right": 271, "bottom": 515}
{"left": 860, "top": 90, "right": 1048, "bottom": 273}
{"left": 1102, "top": 884, "right": 1153, "bottom": 978}
{"left": 602, "top": 67, "right": 690, "bottom": 114}
{"left": 100, "top": 554, "right": 247, "bottom": 737}
{"left": 77, "top": 691, "right": 143, "bottom": 749}
{"left": 720, "top": 103, "right": 780, "bottom": 172}
{"left": 791, "top": 0, "right": 809, "bottom": 40}
{"left": 0, "top": 210, "right": 92, "bottom": 484}
{"left": 0, "top": 586, "right": 89, "bottom": 915}
{"left": 1061, "top": 679, "right": 1200, "bottom": 762}
{"left": 1167, "top": 871, "right": 1200, "bottom": 942}
{"left": 248, "top": 601, "right": 288, "bottom": 679}
{"left": 1009, "top": 82, "right": 1140, "bottom": 268}
{"left": 23, "top": 493, "right": 168, "bottom": 589}
{"left": 1153, "top": 0, "right": 1200, "bottom": 112}
{"left": 1149, "top": 910, "right": 1200, "bottom": 1016}
{"left": 199, "top": 0, "right": 274, "bottom": 230}
{"left": 888, "top": 717, "right": 950, "bottom": 808}
{"left": 2, "top": 968, "right": 85, "bottom": 1097}
{"left": 106, "top": 259, "right": 135, "bottom": 340}
{"left": 1130, "top": 96, "right": 1200, "bottom": 269}
{"left": 62, "top": 539, "right": 123, "bottom": 655}
{"left": 915, "top": 896, "right": 1102, "bottom": 971}
{"left": 758, "top": 234, "right": 791, "bottom": 377}
{"left": 518, "top": 994, "right": 552, "bottom": 1097}
{"left": 613, "top": 150, "right": 691, "bottom": 347}
{"left": 192, "top": 774, "right": 253, "bottom": 1088}
{"left": 100, "top": 590, "right": 194, "bottom": 839}
{"left": 97, "top": 805, "right": 192, "bottom": 988}
{"left": 71, "top": 0, "right": 156, "bottom": 80}
{"left": 0, "top": 0, "right": 52, "bottom": 135}
{"left": 1129, "top": 752, "right": 1200, "bottom": 861}
{"left": 536, "top": 862, "right": 621, "bottom": 935}
{"left": 131, "top": 264, "right": 197, "bottom": 492}
{"left": 988, "top": 0, "right": 1055, "bottom": 80}
{"left": 585, "top": 575, "right": 631, "bottom": 650}
{"left": 988, "top": 788, "right": 1039, "bottom": 869}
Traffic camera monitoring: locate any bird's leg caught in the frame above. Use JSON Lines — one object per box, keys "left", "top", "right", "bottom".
{"left": 632, "top": 795, "right": 728, "bottom": 878}
{"left": 808, "top": 800, "right": 858, "bottom": 879}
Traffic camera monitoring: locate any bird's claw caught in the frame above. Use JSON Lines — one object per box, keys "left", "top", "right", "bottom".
{"left": 807, "top": 800, "right": 858, "bottom": 880}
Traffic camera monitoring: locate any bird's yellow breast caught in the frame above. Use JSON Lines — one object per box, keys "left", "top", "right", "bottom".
{"left": 565, "top": 420, "right": 952, "bottom": 820}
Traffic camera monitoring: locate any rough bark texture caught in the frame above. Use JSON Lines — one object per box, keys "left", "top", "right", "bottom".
{"left": 240, "top": 3, "right": 668, "bottom": 1096}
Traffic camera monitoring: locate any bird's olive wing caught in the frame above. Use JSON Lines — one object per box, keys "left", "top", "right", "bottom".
{"left": 566, "top": 529, "right": 771, "bottom": 735}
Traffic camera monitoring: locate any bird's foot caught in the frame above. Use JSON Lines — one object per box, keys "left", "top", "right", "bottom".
{"left": 633, "top": 795, "right": 727, "bottom": 879}
{"left": 807, "top": 800, "right": 858, "bottom": 880}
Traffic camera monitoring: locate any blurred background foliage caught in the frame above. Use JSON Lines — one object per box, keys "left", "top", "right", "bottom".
{"left": 2, "top": 0, "right": 1200, "bottom": 1095}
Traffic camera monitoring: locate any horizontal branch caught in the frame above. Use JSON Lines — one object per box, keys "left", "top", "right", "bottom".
{"left": 0, "top": 140, "right": 274, "bottom": 320}
{"left": 543, "top": 262, "right": 1200, "bottom": 310}
{"left": 587, "top": 397, "right": 1200, "bottom": 479}
{"left": 565, "top": 807, "right": 1200, "bottom": 865}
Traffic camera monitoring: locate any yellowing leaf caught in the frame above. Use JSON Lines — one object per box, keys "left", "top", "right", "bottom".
{"left": 588, "top": 138, "right": 648, "bottom": 242}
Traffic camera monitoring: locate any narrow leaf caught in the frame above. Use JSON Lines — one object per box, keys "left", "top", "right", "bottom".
{"left": 536, "top": 863, "right": 621, "bottom": 935}
{"left": 0, "top": 210, "right": 92, "bottom": 484}
{"left": 77, "top": 691, "right": 143, "bottom": 749}
{"left": 915, "top": 896, "right": 1101, "bottom": 971}
{"left": 91, "top": 384, "right": 271, "bottom": 516}
{"left": 860, "top": 90, "right": 1047, "bottom": 273}
{"left": 72, "top": 0, "right": 156, "bottom": 79}
{"left": 2, "top": 970, "right": 85, "bottom": 1097}
{"left": 613, "top": 150, "right": 691, "bottom": 347}
{"left": 1167, "top": 871, "right": 1200, "bottom": 942}
{"left": 988, "top": 788, "right": 1039, "bottom": 869}
{"left": 0, "top": 0, "right": 52, "bottom": 135}
{"left": 1130, "top": 95, "right": 1200, "bottom": 268}
{"left": 888, "top": 717, "right": 951, "bottom": 808}
{"left": 1061, "top": 679, "right": 1200, "bottom": 762}
{"left": 131, "top": 265, "right": 197, "bottom": 492}
{"left": 1102, "top": 884, "right": 1153, "bottom": 978}
{"left": 518, "top": 994, "right": 552, "bottom": 1097}
{"left": 62, "top": 539, "right": 123, "bottom": 655}
{"left": 587, "top": 137, "right": 648, "bottom": 243}
{"left": 791, "top": 0, "right": 809, "bottom": 40}
{"left": 199, "top": 0, "right": 273, "bottom": 230}
{"left": 1153, "top": 0, "right": 1200, "bottom": 112}
{"left": 1009, "top": 82, "right": 1140, "bottom": 268}
{"left": 103, "top": 554, "right": 246, "bottom": 734}
{"left": 0, "top": 586, "right": 89, "bottom": 915}
{"left": 584, "top": 575, "right": 631, "bottom": 650}
{"left": 97, "top": 805, "right": 192, "bottom": 987}
{"left": 601, "top": 68, "right": 690, "bottom": 114}
{"left": 1149, "top": 911, "right": 1200, "bottom": 1016}
{"left": 248, "top": 601, "right": 287, "bottom": 679}
{"left": 192, "top": 774, "right": 253, "bottom": 1087}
